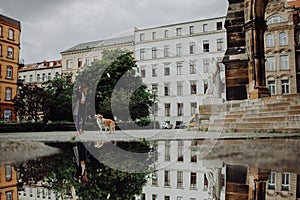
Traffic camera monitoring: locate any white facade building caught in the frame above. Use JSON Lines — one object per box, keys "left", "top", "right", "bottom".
{"left": 61, "top": 35, "right": 134, "bottom": 81}
{"left": 18, "top": 185, "right": 62, "bottom": 200}
{"left": 18, "top": 60, "right": 62, "bottom": 85}
{"left": 134, "top": 16, "right": 227, "bottom": 127}
{"left": 135, "top": 139, "right": 226, "bottom": 200}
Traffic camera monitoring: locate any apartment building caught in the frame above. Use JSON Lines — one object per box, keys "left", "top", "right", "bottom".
{"left": 134, "top": 17, "right": 227, "bottom": 127}
{"left": 61, "top": 35, "right": 134, "bottom": 81}
{"left": 18, "top": 184, "right": 61, "bottom": 200}
{"left": 0, "top": 163, "right": 18, "bottom": 200}
{"left": 0, "top": 14, "right": 21, "bottom": 121}
{"left": 18, "top": 60, "right": 62, "bottom": 85}
{"left": 135, "top": 139, "right": 226, "bottom": 200}
{"left": 265, "top": 0, "right": 299, "bottom": 95}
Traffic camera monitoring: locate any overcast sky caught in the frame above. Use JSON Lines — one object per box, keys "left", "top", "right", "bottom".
{"left": 0, "top": 0, "right": 228, "bottom": 64}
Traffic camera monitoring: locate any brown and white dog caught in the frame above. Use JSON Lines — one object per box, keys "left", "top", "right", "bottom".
{"left": 95, "top": 114, "right": 115, "bottom": 133}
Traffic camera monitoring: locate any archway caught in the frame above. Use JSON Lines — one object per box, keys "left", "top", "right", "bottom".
{"left": 223, "top": 0, "right": 270, "bottom": 100}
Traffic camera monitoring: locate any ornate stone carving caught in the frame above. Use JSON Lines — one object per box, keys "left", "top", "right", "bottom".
{"left": 266, "top": 0, "right": 285, "bottom": 15}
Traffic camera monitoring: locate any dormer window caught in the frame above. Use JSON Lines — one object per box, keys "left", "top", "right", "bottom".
{"left": 267, "top": 16, "right": 286, "bottom": 24}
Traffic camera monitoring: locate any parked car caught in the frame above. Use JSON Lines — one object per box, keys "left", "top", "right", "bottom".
{"left": 175, "top": 121, "right": 187, "bottom": 129}
{"left": 162, "top": 121, "right": 173, "bottom": 129}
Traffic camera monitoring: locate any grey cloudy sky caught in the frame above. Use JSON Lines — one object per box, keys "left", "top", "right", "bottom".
{"left": 0, "top": 0, "right": 228, "bottom": 64}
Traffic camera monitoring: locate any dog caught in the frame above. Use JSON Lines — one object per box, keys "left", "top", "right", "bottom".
{"left": 95, "top": 114, "right": 115, "bottom": 133}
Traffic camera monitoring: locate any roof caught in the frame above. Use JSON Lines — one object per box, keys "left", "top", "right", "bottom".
{"left": 0, "top": 14, "right": 21, "bottom": 30}
{"left": 19, "top": 60, "right": 62, "bottom": 72}
{"left": 61, "top": 35, "right": 134, "bottom": 54}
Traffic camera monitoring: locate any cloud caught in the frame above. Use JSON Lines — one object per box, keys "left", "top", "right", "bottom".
{"left": 1, "top": 0, "right": 228, "bottom": 63}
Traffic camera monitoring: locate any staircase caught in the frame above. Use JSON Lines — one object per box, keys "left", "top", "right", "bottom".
{"left": 200, "top": 94, "right": 300, "bottom": 133}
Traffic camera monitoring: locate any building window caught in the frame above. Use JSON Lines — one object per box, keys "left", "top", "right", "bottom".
{"left": 164, "top": 64, "right": 170, "bottom": 76}
{"left": 78, "top": 58, "right": 83, "bottom": 68}
{"left": 190, "top": 26, "right": 194, "bottom": 34}
{"left": 203, "top": 59, "right": 210, "bottom": 73}
{"left": 152, "top": 32, "right": 156, "bottom": 40}
{"left": 5, "top": 87, "right": 12, "bottom": 100}
{"left": 8, "top": 29, "right": 14, "bottom": 40}
{"left": 152, "top": 194, "right": 157, "bottom": 200}
{"left": 85, "top": 57, "right": 90, "bottom": 66}
{"left": 279, "top": 32, "right": 288, "bottom": 45}
{"left": 140, "top": 33, "right": 145, "bottom": 41}
{"left": 190, "top": 81, "right": 197, "bottom": 94}
{"left": 176, "top": 44, "right": 182, "bottom": 56}
{"left": 140, "top": 66, "right": 145, "bottom": 78}
{"left": 204, "top": 173, "right": 208, "bottom": 190}
{"left": 280, "top": 55, "right": 289, "bottom": 70}
{"left": 165, "top": 103, "right": 170, "bottom": 116}
{"left": 0, "top": 44, "right": 2, "bottom": 57}
{"left": 164, "top": 196, "right": 170, "bottom": 200}
{"left": 152, "top": 47, "right": 157, "bottom": 58}
{"left": 177, "top": 197, "right": 183, "bottom": 200}
{"left": 5, "top": 164, "right": 12, "bottom": 180}
{"left": 217, "top": 22, "right": 223, "bottom": 30}
{"left": 177, "top": 81, "right": 183, "bottom": 96}
{"left": 268, "top": 80, "right": 276, "bottom": 95}
{"left": 7, "top": 47, "right": 13, "bottom": 58}
{"left": 191, "top": 141, "right": 197, "bottom": 162}
{"left": 164, "top": 45, "right": 170, "bottom": 57}
{"left": 66, "top": 59, "right": 72, "bottom": 69}
{"left": 266, "top": 57, "right": 275, "bottom": 71}
{"left": 6, "top": 66, "right": 13, "bottom": 79}
{"left": 190, "top": 61, "right": 196, "bottom": 74}
{"left": 140, "top": 49, "right": 145, "bottom": 60}
{"left": 164, "top": 83, "right": 170, "bottom": 96}
{"left": 268, "top": 172, "right": 276, "bottom": 190}
{"left": 282, "top": 80, "right": 290, "bottom": 94}
{"left": 190, "top": 42, "right": 195, "bottom": 54}
{"left": 203, "top": 24, "right": 208, "bottom": 32}
{"left": 6, "top": 191, "right": 12, "bottom": 200}
{"left": 42, "top": 73, "right": 46, "bottom": 81}
{"left": 178, "top": 140, "right": 184, "bottom": 161}
{"left": 177, "top": 62, "right": 183, "bottom": 75}
{"left": 152, "top": 171, "right": 158, "bottom": 186}
{"left": 164, "top": 171, "right": 170, "bottom": 186}
{"left": 165, "top": 140, "right": 171, "bottom": 161}
{"left": 48, "top": 73, "right": 51, "bottom": 81}
{"left": 177, "top": 103, "right": 183, "bottom": 116}
{"left": 282, "top": 172, "right": 290, "bottom": 191}
{"left": 190, "top": 172, "right": 197, "bottom": 188}
{"left": 177, "top": 171, "right": 183, "bottom": 188}
{"left": 152, "top": 65, "right": 157, "bottom": 77}
{"left": 30, "top": 75, "right": 33, "bottom": 82}
{"left": 266, "top": 34, "right": 274, "bottom": 47}
{"left": 176, "top": 28, "right": 182, "bottom": 36}
{"left": 0, "top": 25, "right": 2, "bottom": 36}
{"left": 203, "top": 40, "right": 209, "bottom": 52}
{"left": 37, "top": 74, "right": 41, "bottom": 82}
{"left": 4, "top": 110, "right": 12, "bottom": 121}
{"left": 164, "top": 30, "right": 168, "bottom": 38}
{"left": 217, "top": 38, "right": 224, "bottom": 51}
{"left": 141, "top": 194, "right": 146, "bottom": 200}
{"left": 191, "top": 102, "right": 197, "bottom": 116}
{"left": 94, "top": 56, "right": 98, "bottom": 61}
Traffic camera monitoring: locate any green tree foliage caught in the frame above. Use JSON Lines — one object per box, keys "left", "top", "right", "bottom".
{"left": 43, "top": 74, "right": 74, "bottom": 122}
{"left": 18, "top": 141, "right": 153, "bottom": 200}
{"left": 13, "top": 84, "right": 50, "bottom": 123}
{"left": 76, "top": 49, "right": 154, "bottom": 121}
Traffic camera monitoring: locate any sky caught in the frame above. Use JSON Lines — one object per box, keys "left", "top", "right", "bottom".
{"left": 0, "top": 0, "right": 228, "bottom": 64}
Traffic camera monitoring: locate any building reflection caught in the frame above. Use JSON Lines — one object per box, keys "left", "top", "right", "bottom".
{"left": 0, "top": 163, "right": 18, "bottom": 200}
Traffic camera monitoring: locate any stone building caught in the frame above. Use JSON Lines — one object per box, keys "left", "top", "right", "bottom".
{"left": 0, "top": 14, "right": 21, "bottom": 121}
{"left": 265, "top": 0, "right": 299, "bottom": 95}
{"left": 18, "top": 60, "right": 62, "bottom": 86}
{"left": 134, "top": 17, "right": 227, "bottom": 127}
{"left": 60, "top": 35, "right": 134, "bottom": 81}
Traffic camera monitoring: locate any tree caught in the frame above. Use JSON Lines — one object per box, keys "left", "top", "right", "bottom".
{"left": 76, "top": 49, "right": 154, "bottom": 121}
{"left": 43, "top": 74, "right": 74, "bottom": 122}
{"left": 14, "top": 84, "right": 50, "bottom": 123}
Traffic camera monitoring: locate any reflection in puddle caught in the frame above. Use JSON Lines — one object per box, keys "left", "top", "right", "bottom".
{"left": 0, "top": 138, "right": 299, "bottom": 200}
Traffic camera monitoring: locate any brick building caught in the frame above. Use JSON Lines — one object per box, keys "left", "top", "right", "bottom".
{"left": 0, "top": 14, "right": 21, "bottom": 121}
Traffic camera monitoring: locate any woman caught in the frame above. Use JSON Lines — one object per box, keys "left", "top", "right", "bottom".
{"left": 74, "top": 84, "right": 88, "bottom": 134}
